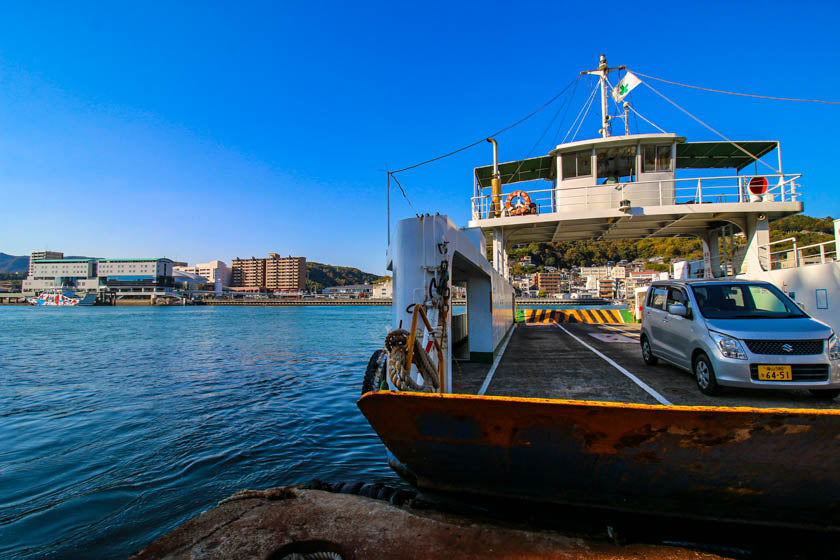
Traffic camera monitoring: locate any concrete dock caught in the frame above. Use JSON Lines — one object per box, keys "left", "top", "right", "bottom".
{"left": 130, "top": 486, "right": 732, "bottom": 560}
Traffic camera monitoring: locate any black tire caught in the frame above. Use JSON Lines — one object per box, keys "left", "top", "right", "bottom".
{"left": 693, "top": 353, "right": 721, "bottom": 396}
{"left": 809, "top": 389, "right": 840, "bottom": 400}
{"left": 362, "top": 350, "right": 384, "bottom": 395}
{"left": 640, "top": 335, "right": 658, "bottom": 366}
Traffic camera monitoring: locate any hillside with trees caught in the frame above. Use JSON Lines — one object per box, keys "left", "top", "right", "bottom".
{"left": 0, "top": 253, "right": 29, "bottom": 273}
{"left": 305, "top": 262, "right": 383, "bottom": 292}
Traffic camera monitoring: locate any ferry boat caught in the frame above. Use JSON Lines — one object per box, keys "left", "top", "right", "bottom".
{"left": 28, "top": 287, "right": 97, "bottom": 306}
{"left": 358, "top": 56, "right": 840, "bottom": 531}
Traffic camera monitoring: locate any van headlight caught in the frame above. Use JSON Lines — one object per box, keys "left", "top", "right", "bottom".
{"left": 829, "top": 334, "right": 840, "bottom": 361}
{"left": 709, "top": 331, "right": 747, "bottom": 360}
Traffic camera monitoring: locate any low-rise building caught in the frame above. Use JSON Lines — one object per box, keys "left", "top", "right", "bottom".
{"left": 324, "top": 284, "right": 373, "bottom": 298}
{"left": 373, "top": 277, "right": 393, "bottom": 299}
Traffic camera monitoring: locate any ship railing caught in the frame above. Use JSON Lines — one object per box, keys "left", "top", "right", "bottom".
{"left": 471, "top": 173, "right": 802, "bottom": 220}
{"left": 759, "top": 237, "right": 838, "bottom": 270}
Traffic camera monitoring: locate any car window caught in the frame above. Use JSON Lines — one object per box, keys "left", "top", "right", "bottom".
{"left": 648, "top": 287, "right": 667, "bottom": 310}
{"left": 690, "top": 283, "right": 806, "bottom": 319}
{"left": 667, "top": 287, "right": 691, "bottom": 314}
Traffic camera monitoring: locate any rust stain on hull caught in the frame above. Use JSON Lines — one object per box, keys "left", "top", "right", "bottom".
{"left": 358, "top": 392, "right": 840, "bottom": 530}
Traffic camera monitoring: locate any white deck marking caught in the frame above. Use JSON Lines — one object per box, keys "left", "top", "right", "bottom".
{"left": 555, "top": 323, "right": 672, "bottom": 405}
{"left": 588, "top": 332, "right": 637, "bottom": 344}
{"left": 477, "top": 323, "right": 517, "bottom": 396}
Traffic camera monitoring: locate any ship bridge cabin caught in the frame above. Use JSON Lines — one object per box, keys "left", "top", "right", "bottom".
{"left": 468, "top": 133, "right": 802, "bottom": 279}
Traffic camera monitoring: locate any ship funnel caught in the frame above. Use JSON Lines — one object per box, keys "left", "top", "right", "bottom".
{"left": 487, "top": 138, "right": 501, "bottom": 217}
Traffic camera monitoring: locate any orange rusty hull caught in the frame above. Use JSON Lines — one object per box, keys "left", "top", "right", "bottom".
{"left": 358, "top": 391, "right": 840, "bottom": 530}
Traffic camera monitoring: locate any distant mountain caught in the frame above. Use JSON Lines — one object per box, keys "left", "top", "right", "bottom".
{"left": 0, "top": 253, "right": 28, "bottom": 274}
{"left": 306, "top": 261, "right": 383, "bottom": 292}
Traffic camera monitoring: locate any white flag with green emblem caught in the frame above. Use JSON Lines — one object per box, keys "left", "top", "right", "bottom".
{"left": 611, "top": 71, "right": 641, "bottom": 102}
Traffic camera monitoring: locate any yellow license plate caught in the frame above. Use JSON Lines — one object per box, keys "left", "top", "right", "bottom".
{"left": 758, "top": 365, "right": 792, "bottom": 381}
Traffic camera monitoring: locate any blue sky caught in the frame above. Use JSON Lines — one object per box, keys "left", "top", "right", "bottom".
{"left": 1, "top": 1, "right": 838, "bottom": 274}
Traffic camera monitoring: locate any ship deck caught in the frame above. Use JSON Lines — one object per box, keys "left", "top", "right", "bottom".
{"left": 452, "top": 322, "right": 840, "bottom": 410}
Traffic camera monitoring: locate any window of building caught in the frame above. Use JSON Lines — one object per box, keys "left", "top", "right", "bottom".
{"left": 561, "top": 150, "right": 592, "bottom": 179}
{"left": 596, "top": 146, "right": 636, "bottom": 181}
{"left": 643, "top": 144, "right": 672, "bottom": 173}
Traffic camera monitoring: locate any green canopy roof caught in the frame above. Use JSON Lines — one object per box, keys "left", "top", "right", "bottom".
{"left": 474, "top": 155, "right": 555, "bottom": 188}
{"left": 676, "top": 141, "right": 778, "bottom": 171}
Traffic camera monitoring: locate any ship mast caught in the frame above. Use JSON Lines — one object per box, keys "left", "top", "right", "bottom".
{"left": 582, "top": 54, "right": 625, "bottom": 138}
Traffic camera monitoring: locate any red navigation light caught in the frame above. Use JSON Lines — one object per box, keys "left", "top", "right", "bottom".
{"left": 748, "top": 176, "right": 768, "bottom": 195}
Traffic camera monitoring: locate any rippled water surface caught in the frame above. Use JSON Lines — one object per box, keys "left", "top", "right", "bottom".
{"left": 0, "top": 306, "right": 396, "bottom": 559}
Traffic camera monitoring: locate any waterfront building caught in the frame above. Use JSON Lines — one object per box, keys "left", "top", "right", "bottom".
{"left": 373, "top": 277, "right": 393, "bottom": 299}
{"left": 265, "top": 254, "right": 306, "bottom": 292}
{"left": 231, "top": 257, "right": 265, "bottom": 289}
{"left": 175, "top": 260, "right": 231, "bottom": 286}
{"left": 29, "top": 250, "right": 64, "bottom": 276}
{"left": 231, "top": 254, "right": 306, "bottom": 291}
{"left": 23, "top": 258, "right": 98, "bottom": 292}
{"left": 324, "top": 284, "right": 373, "bottom": 298}
{"left": 97, "top": 258, "right": 175, "bottom": 291}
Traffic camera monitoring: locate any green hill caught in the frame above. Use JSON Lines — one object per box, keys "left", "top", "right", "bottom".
{"left": 0, "top": 253, "right": 29, "bottom": 273}
{"left": 306, "top": 262, "right": 383, "bottom": 292}
{"left": 508, "top": 214, "right": 835, "bottom": 274}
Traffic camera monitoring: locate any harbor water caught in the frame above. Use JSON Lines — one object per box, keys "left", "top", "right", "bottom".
{"left": 0, "top": 306, "right": 397, "bottom": 559}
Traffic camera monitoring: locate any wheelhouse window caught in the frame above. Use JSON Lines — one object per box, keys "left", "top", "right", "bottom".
{"left": 596, "top": 146, "right": 635, "bottom": 182}
{"left": 643, "top": 144, "right": 672, "bottom": 172}
{"left": 561, "top": 150, "right": 592, "bottom": 179}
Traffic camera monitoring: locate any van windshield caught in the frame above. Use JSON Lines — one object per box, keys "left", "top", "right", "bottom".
{"left": 690, "top": 283, "right": 807, "bottom": 319}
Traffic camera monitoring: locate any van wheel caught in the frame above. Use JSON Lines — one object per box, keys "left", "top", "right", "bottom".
{"left": 640, "top": 336, "right": 658, "bottom": 366}
{"left": 809, "top": 389, "right": 840, "bottom": 400}
{"left": 694, "top": 353, "right": 721, "bottom": 396}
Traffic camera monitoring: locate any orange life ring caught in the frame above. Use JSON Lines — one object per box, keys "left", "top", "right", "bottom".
{"left": 505, "top": 190, "right": 531, "bottom": 216}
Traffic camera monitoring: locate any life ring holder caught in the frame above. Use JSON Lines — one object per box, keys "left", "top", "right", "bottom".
{"left": 505, "top": 190, "right": 532, "bottom": 216}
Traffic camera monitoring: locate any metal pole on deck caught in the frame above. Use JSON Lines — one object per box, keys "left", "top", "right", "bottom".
{"left": 387, "top": 171, "right": 391, "bottom": 246}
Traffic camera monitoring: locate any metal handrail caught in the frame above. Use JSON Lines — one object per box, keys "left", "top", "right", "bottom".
{"left": 471, "top": 173, "right": 802, "bottom": 220}
{"left": 760, "top": 237, "right": 837, "bottom": 270}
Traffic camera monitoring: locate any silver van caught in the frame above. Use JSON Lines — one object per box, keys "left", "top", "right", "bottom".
{"left": 640, "top": 279, "right": 840, "bottom": 398}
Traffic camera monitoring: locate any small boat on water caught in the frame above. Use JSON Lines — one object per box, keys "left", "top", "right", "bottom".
{"left": 27, "top": 288, "right": 97, "bottom": 306}
{"left": 359, "top": 55, "right": 840, "bottom": 531}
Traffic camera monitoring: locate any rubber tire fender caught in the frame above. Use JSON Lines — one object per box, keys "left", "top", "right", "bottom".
{"left": 362, "top": 349, "right": 384, "bottom": 395}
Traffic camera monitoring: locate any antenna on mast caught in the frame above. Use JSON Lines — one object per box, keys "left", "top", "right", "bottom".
{"left": 581, "top": 54, "right": 625, "bottom": 138}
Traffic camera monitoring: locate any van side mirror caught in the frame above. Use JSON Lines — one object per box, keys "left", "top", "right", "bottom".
{"left": 669, "top": 304, "right": 688, "bottom": 317}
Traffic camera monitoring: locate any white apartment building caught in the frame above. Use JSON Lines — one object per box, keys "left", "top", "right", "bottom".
{"left": 29, "top": 250, "right": 64, "bottom": 276}
{"left": 174, "top": 260, "right": 231, "bottom": 286}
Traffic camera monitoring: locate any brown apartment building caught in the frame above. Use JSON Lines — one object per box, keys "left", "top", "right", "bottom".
{"left": 533, "top": 272, "right": 566, "bottom": 295}
{"left": 231, "top": 254, "right": 307, "bottom": 291}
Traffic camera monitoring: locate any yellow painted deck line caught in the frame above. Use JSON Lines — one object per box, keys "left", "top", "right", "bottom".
{"left": 360, "top": 388, "right": 840, "bottom": 416}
